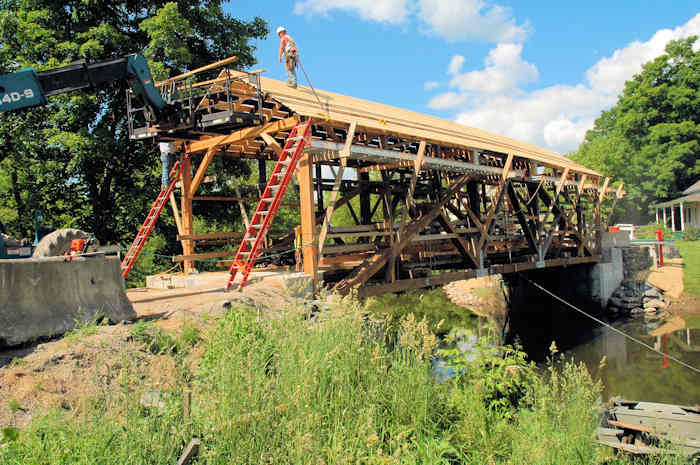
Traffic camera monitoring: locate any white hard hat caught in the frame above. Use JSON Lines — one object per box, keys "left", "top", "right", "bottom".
{"left": 276, "top": 26, "right": 286, "bottom": 34}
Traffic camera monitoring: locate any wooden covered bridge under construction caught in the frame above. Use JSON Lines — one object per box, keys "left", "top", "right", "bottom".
{"left": 131, "top": 64, "right": 624, "bottom": 297}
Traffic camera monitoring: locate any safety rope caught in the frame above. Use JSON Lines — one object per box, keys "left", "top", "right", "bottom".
{"left": 519, "top": 274, "right": 700, "bottom": 375}
{"left": 296, "top": 56, "right": 326, "bottom": 116}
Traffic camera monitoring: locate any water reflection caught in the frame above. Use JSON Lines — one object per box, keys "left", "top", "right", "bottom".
{"left": 565, "top": 320, "right": 700, "bottom": 405}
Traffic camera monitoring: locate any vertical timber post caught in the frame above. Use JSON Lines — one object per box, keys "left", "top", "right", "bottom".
{"left": 180, "top": 155, "right": 195, "bottom": 273}
{"left": 297, "top": 150, "right": 317, "bottom": 290}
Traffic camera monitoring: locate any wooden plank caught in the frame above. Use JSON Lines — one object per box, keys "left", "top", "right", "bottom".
{"left": 176, "top": 438, "right": 201, "bottom": 465}
{"left": 323, "top": 243, "right": 377, "bottom": 255}
{"left": 188, "top": 116, "right": 298, "bottom": 154}
{"left": 357, "top": 161, "right": 414, "bottom": 172}
{"left": 191, "top": 196, "right": 299, "bottom": 207}
{"left": 249, "top": 75, "right": 602, "bottom": 178}
{"left": 157, "top": 55, "right": 238, "bottom": 85}
{"left": 173, "top": 250, "right": 236, "bottom": 262}
{"left": 177, "top": 232, "right": 243, "bottom": 240}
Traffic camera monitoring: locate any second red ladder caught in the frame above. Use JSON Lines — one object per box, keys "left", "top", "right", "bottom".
{"left": 226, "top": 119, "right": 313, "bottom": 290}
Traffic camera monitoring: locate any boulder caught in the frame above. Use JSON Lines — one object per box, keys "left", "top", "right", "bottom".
{"left": 630, "top": 307, "right": 645, "bottom": 316}
{"left": 644, "top": 298, "right": 667, "bottom": 310}
{"left": 644, "top": 288, "right": 661, "bottom": 298}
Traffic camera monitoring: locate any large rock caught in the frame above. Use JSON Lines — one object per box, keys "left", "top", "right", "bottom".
{"left": 644, "top": 288, "right": 662, "bottom": 298}
{"left": 0, "top": 256, "right": 135, "bottom": 346}
{"left": 643, "top": 298, "right": 667, "bottom": 310}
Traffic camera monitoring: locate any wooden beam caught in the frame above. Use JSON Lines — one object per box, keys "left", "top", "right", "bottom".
{"left": 177, "top": 232, "right": 243, "bottom": 241}
{"left": 357, "top": 161, "right": 414, "bottom": 173}
{"left": 406, "top": 141, "right": 426, "bottom": 209}
{"left": 231, "top": 177, "right": 250, "bottom": 230}
{"left": 599, "top": 177, "right": 610, "bottom": 203}
{"left": 437, "top": 211, "right": 479, "bottom": 267}
{"left": 189, "top": 148, "right": 216, "bottom": 197}
{"left": 169, "top": 192, "right": 183, "bottom": 236}
{"left": 297, "top": 149, "right": 317, "bottom": 285}
{"left": 173, "top": 250, "right": 236, "bottom": 262}
{"left": 180, "top": 157, "right": 195, "bottom": 273}
{"left": 156, "top": 55, "right": 237, "bottom": 86}
{"left": 556, "top": 167, "right": 570, "bottom": 196}
{"left": 578, "top": 174, "right": 588, "bottom": 196}
{"left": 260, "top": 132, "right": 282, "bottom": 157}
{"left": 502, "top": 153, "right": 514, "bottom": 181}
{"left": 188, "top": 116, "right": 298, "bottom": 154}
{"left": 334, "top": 174, "right": 470, "bottom": 294}
{"left": 340, "top": 120, "right": 357, "bottom": 167}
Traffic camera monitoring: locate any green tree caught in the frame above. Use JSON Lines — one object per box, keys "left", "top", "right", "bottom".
{"left": 0, "top": 1, "right": 267, "bottom": 247}
{"left": 572, "top": 36, "right": 700, "bottom": 223}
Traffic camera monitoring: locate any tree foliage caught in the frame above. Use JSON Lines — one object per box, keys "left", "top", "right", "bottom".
{"left": 571, "top": 37, "right": 700, "bottom": 223}
{"left": 0, "top": 1, "right": 267, "bottom": 247}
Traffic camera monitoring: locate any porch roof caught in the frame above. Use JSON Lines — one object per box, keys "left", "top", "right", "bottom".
{"left": 653, "top": 193, "right": 700, "bottom": 208}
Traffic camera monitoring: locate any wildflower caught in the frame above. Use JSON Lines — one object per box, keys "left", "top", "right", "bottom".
{"left": 549, "top": 341, "right": 558, "bottom": 355}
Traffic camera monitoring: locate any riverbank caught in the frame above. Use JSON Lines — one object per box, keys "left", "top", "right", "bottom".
{"left": 1, "top": 294, "right": 686, "bottom": 464}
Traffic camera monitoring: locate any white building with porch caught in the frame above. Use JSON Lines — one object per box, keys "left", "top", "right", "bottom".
{"left": 654, "top": 180, "right": 700, "bottom": 232}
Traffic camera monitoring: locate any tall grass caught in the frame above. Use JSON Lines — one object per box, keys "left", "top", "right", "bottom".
{"left": 0, "top": 297, "right": 687, "bottom": 464}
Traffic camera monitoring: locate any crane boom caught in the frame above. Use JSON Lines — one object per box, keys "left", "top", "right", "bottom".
{"left": 0, "top": 54, "right": 170, "bottom": 123}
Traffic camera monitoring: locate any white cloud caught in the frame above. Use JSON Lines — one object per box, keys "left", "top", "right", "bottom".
{"left": 586, "top": 14, "right": 700, "bottom": 95}
{"left": 293, "top": 0, "right": 412, "bottom": 23}
{"left": 428, "top": 92, "right": 470, "bottom": 110}
{"left": 424, "top": 81, "right": 440, "bottom": 91}
{"left": 293, "top": 0, "right": 530, "bottom": 43}
{"left": 439, "top": 14, "right": 700, "bottom": 153}
{"left": 417, "top": 0, "right": 531, "bottom": 43}
{"left": 449, "top": 43, "right": 537, "bottom": 94}
{"left": 448, "top": 55, "right": 466, "bottom": 75}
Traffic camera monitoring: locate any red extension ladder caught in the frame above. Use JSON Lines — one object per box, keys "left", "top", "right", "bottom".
{"left": 121, "top": 157, "right": 185, "bottom": 279}
{"left": 226, "top": 120, "right": 312, "bottom": 290}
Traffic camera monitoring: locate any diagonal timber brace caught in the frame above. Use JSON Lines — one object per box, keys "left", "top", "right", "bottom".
{"left": 334, "top": 174, "right": 471, "bottom": 294}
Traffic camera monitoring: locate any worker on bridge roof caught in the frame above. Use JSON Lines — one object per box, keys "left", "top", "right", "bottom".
{"left": 277, "top": 26, "right": 298, "bottom": 88}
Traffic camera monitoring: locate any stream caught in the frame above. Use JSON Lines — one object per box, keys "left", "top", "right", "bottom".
{"left": 563, "top": 318, "right": 700, "bottom": 405}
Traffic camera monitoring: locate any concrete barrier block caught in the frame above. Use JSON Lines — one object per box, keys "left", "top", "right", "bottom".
{"left": 0, "top": 256, "right": 136, "bottom": 346}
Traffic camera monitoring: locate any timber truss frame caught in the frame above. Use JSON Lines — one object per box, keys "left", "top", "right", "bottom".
{"left": 144, "top": 67, "right": 623, "bottom": 295}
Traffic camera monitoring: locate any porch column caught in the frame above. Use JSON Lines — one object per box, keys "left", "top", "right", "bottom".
{"left": 655, "top": 208, "right": 659, "bottom": 224}
{"left": 663, "top": 207, "right": 667, "bottom": 227}
{"left": 671, "top": 205, "right": 676, "bottom": 232}
{"left": 680, "top": 201, "right": 685, "bottom": 231}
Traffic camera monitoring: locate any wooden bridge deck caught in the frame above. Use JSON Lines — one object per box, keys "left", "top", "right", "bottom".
{"left": 143, "top": 68, "right": 624, "bottom": 295}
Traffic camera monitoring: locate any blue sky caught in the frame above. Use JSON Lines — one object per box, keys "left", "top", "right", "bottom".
{"left": 227, "top": 1, "right": 699, "bottom": 153}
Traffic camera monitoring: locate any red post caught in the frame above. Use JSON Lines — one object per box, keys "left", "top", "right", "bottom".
{"left": 662, "top": 334, "right": 669, "bottom": 369}
{"left": 655, "top": 229, "right": 664, "bottom": 267}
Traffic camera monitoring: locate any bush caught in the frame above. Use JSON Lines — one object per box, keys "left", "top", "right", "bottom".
{"left": 683, "top": 225, "right": 698, "bottom": 241}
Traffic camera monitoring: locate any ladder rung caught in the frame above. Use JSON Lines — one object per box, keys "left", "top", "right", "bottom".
{"left": 250, "top": 224, "right": 263, "bottom": 229}
{"left": 288, "top": 136, "right": 304, "bottom": 141}
{"left": 258, "top": 211, "right": 269, "bottom": 215}
{"left": 245, "top": 237, "right": 256, "bottom": 242}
